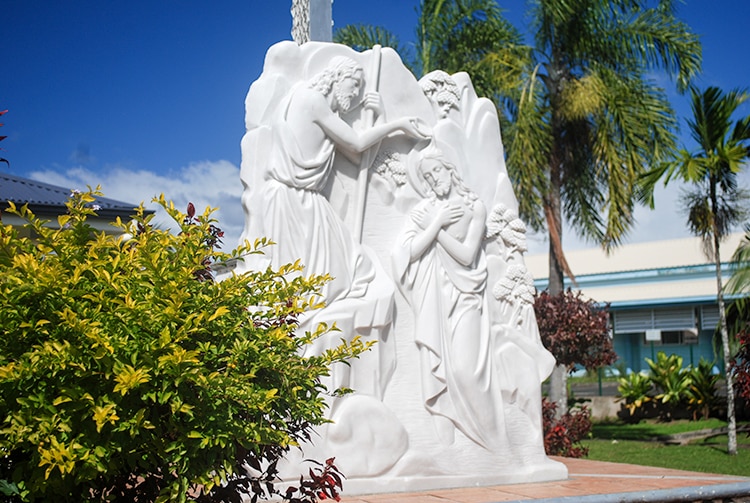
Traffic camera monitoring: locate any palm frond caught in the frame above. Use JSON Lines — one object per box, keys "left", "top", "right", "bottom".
{"left": 727, "top": 228, "right": 750, "bottom": 295}
{"left": 421, "top": 0, "right": 524, "bottom": 84}
{"left": 333, "top": 25, "right": 414, "bottom": 71}
{"left": 558, "top": 74, "right": 605, "bottom": 121}
{"left": 505, "top": 75, "right": 550, "bottom": 232}
{"left": 732, "top": 115, "right": 750, "bottom": 145}
{"left": 576, "top": 70, "right": 677, "bottom": 249}
{"left": 681, "top": 184, "right": 750, "bottom": 251}
{"left": 608, "top": 8, "right": 701, "bottom": 91}
{"left": 687, "top": 87, "right": 748, "bottom": 150}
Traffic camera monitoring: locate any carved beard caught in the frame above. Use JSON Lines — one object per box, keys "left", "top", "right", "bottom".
{"left": 431, "top": 181, "right": 451, "bottom": 198}
{"left": 424, "top": 174, "right": 451, "bottom": 198}
{"left": 334, "top": 85, "right": 354, "bottom": 113}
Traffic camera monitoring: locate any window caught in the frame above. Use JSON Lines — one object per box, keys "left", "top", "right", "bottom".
{"left": 661, "top": 330, "right": 681, "bottom": 344}
{"left": 641, "top": 329, "right": 699, "bottom": 345}
{"left": 613, "top": 307, "right": 696, "bottom": 333}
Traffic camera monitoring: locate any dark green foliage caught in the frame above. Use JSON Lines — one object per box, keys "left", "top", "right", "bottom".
{"left": 686, "top": 358, "right": 721, "bottom": 421}
{"left": 616, "top": 352, "right": 721, "bottom": 422}
{"left": 333, "top": 0, "right": 527, "bottom": 104}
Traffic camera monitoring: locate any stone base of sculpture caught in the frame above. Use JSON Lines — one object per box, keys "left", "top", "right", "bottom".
{"left": 236, "top": 40, "right": 567, "bottom": 495}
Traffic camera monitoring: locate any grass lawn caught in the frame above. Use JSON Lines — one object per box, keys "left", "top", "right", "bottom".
{"left": 592, "top": 418, "right": 730, "bottom": 440}
{"left": 583, "top": 419, "right": 750, "bottom": 476}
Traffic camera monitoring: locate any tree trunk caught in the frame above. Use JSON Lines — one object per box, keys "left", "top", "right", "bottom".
{"left": 547, "top": 212, "right": 565, "bottom": 295}
{"left": 546, "top": 130, "right": 567, "bottom": 416}
{"left": 714, "top": 226, "right": 738, "bottom": 455}
{"left": 549, "top": 364, "right": 568, "bottom": 416}
{"left": 546, "top": 65, "right": 566, "bottom": 298}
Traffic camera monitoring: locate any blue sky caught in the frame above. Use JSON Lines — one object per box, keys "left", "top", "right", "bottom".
{"left": 3, "top": 1, "right": 750, "bottom": 254}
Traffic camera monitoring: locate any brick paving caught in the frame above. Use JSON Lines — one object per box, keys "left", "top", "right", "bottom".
{"left": 338, "top": 457, "right": 750, "bottom": 502}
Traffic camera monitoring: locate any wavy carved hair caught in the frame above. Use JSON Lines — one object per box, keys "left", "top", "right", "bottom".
{"left": 309, "top": 56, "right": 362, "bottom": 97}
{"left": 417, "top": 146, "right": 478, "bottom": 207}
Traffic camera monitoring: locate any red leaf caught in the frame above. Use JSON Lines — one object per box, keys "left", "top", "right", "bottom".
{"left": 187, "top": 202, "right": 196, "bottom": 218}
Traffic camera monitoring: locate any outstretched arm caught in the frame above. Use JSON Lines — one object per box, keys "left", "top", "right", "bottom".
{"left": 312, "top": 93, "right": 429, "bottom": 154}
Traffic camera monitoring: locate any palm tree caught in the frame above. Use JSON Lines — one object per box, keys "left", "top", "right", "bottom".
{"left": 643, "top": 86, "right": 750, "bottom": 455}
{"left": 509, "top": 0, "right": 701, "bottom": 412}
{"left": 511, "top": 0, "right": 701, "bottom": 285}
{"left": 334, "top": 0, "right": 528, "bottom": 101}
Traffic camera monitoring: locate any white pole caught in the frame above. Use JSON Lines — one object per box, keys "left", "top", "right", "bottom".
{"left": 354, "top": 45, "right": 382, "bottom": 243}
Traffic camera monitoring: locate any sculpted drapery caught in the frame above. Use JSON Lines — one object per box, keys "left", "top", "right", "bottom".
{"left": 237, "top": 41, "right": 566, "bottom": 491}
{"left": 393, "top": 148, "right": 512, "bottom": 451}
{"left": 239, "top": 54, "right": 427, "bottom": 397}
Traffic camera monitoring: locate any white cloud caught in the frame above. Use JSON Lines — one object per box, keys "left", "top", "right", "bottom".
{"left": 29, "top": 160, "right": 247, "bottom": 251}
{"left": 30, "top": 159, "right": 750, "bottom": 261}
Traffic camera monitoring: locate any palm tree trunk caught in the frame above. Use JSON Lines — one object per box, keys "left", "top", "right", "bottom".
{"left": 713, "top": 213, "right": 738, "bottom": 455}
{"left": 547, "top": 132, "right": 567, "bottom": 417}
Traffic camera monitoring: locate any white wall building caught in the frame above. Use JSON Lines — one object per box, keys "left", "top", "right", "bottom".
{"left": 526, "top": 233, "right": 745, "bottom": 372}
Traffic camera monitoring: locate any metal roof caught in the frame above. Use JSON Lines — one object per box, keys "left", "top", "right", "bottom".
{"left": 526, "top": 233, "right": 744, "bottom": 308}
{"left": 0, "top": 172, "right": 146, "bottom": 218}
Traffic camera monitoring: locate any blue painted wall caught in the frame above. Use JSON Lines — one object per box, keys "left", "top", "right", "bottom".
{"left": 611, "top": 328, "right": 717, "bottom": 373}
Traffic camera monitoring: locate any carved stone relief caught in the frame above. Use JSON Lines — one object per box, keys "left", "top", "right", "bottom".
{"left": 236, "top": 41, "right": 566, "bottom": 494}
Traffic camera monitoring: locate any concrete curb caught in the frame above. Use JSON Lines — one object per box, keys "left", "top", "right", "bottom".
{"left": 507, "top": 481, "right": 750, "bottom": 503}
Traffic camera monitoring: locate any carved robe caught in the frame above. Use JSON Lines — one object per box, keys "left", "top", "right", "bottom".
{"left": 393, "top": 198, "right": 507, "bottom": 450}
{"left": 257, "top": 92, "right": 395, "bottom": 397}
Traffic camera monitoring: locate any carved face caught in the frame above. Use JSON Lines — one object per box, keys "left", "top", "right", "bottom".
{"left": 333, "top": 69, "right": 363, "bottom": 113}
{"left": 420, "top": 157, "right": 452, "bottom": 198}
{"left": 437, "top": 97, "right": 454, "bottom": 118}
{"left": 419, "top": 71, "right": 459, "bottom": 119}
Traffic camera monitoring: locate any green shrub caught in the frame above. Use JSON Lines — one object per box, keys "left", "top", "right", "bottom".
{"left": 616, "top": 372, "right": 653, "bottom": 417}
{"left": 616, "top": 352, "right": 722, "bottom": 423}
{"left": 0, "top": 189, "right": 363, "bottom": 502}
{"left": 686, "top": 358, "right": 720, "bottom": 420}
{"left": 646, "top": 352, "right": 692, "bottom": 411}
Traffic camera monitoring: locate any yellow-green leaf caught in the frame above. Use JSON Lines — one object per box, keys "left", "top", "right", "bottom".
{"left": 113, "top": 365, "right": 151, "bottom": 395}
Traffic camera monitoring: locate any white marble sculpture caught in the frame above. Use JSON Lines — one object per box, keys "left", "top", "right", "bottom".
{"left": 237, "top": 41, "right": 566, "bottom": 494}
{"left": 393, "top": 146, "right": 503, "bottom": 450}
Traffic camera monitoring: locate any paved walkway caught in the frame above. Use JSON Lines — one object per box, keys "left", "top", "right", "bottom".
{"left": 338, "top": 457, "right": 750, "bottom": 502}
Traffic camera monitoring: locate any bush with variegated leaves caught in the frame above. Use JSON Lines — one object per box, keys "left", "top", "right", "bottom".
{"left": 0, "top": 189, "right": 362, "bottom": 502}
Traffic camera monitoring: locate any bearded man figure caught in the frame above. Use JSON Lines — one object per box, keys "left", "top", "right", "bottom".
{"left": 246, "top": 55, "right": 428, "bottom": 397}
